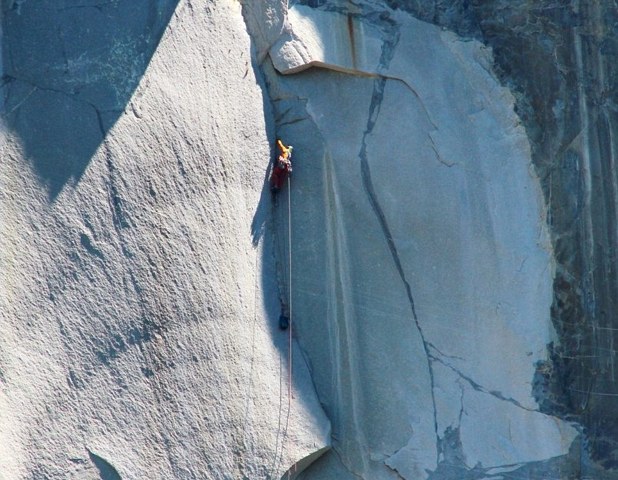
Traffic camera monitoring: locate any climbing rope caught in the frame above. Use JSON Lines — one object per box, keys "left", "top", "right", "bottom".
{"left": 286, "top": 175, "right": 294, "bottom": 480}
{"left": 269, "top": 171, "right": 295, "bottom": 480}
{"left": 288, "top": 175, "right": 293, "bottom": 403}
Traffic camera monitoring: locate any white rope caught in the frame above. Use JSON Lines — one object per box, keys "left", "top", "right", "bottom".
{"left": 288, "top": 175, "right": 293, "bottom": 398}
{"left": 287, "top": 174, "right": 294, "bottom": 480}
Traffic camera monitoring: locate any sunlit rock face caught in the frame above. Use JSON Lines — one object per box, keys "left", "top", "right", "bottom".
{"left": 2, "top": 0, "right": 618, "bottom": 478}
{"left": 1, "top": 2, "right": 328, "bottom": 479}
{"left": 244, "top": 1, "right": 580, "bottom": 478}
{"left": 381, "top": 0, "right": 618, "bottom": 473}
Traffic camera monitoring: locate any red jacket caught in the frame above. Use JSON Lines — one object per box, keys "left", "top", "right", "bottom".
{"left": 270, "top": 156, "right": 292, "bottom": 191}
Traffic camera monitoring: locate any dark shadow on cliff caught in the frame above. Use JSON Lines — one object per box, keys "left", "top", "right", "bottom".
{"left": 242, "top": 5, "right": 334, "bottom": 478}
{"left": 87, "top": 450, "right": 122, "bottom": 480}
{"left": 250, "top": 150, "right": 275, "bottom": 248}
{"left": 1, "top": 0, "right": 179, "bottom": 200}
{"left": 247, "top": 59, "right": 283, "bottom": 327}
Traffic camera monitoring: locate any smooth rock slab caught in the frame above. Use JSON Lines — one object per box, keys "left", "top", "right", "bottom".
{"left": 243, "top": 0, "right": 581, "bottom": 478}
{"left": 460, "top": 388, "right": 577, "bottom": 469}
{"left": 270, "top": 4, "right": 384, "bottom": 75}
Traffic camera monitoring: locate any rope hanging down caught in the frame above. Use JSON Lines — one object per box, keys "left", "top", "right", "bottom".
{"left": 270, "top": 139, "right": 295, "bottom": 478}
{"left": 286, "top": 175, "right": 296, "bottom": 480}
{"left": 288, "top": 175, "right": 293, "bottom": 404}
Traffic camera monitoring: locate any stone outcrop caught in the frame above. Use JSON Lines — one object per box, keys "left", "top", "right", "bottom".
{"left": 2, "top": 0, "right": 618, "bottom": 478}
{"left": 1, "top": 2, "right": 328, "bottom": 478}
{"left": 243, "top": 1, "right": 579, "bottom": 478}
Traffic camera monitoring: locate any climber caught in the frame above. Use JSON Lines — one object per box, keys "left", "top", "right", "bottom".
{"left": 279, "top": 312, "right": 290, "bottom": 330}
{"left": 278, "top": 299, "right": 290, "bottom": 330}
{"left": 270, "top": 139, "right": 293, "bottom": 194}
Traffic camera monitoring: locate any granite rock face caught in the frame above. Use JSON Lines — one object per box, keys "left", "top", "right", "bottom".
{"left": 379, "top": 0, "right": 618, "bottom": 473}
{"left": 244, "top": 1, "right": 580, "bottom": 478}
{"left": 2, "top": 0, "right": 617, "bottom": 479}
{"left": 1, "top": 1, "right": 328, "bottom": 479}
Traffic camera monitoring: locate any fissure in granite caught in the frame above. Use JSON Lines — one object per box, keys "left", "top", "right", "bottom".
{"left": 358, "top": 75, "right": 441, "bottom": 465}
{"left": 248, "top": 1, "right": 584, "bottom": 478}
{"left": 317, "top": 0, "right": 618, "bottom": 472}
{"left": 4, "top": 0, "right": 617, "bottom": 478}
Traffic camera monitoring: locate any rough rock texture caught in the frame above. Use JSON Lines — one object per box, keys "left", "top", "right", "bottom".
{"left": 1, "top": 1, "right": 328, "bottom": 478}
{"left": 3, "top": 0, "right": 618, "bottom": 479}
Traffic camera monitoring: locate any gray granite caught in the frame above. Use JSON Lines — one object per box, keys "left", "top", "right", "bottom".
{"left": 1, "top": 1, "right": 329, "bottom": 478}
{"left": 379, "top": 0, "right": 618, "bottom": 473}
{"left": 2, "top": 0, "right": 617, "bottom": 478}
{"left": 245, "top": 1, "right": 580, "bottom": 478}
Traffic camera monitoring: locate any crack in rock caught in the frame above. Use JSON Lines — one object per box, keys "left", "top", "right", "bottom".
{"left": 3, "top": 74, "right": 78, "bottom": 100}
{"left": 427, "top": 132, "right": 456, "bottom": 167}
{"left": 380, "top": 75, "right": 438, "bottom": 131}
{"left": 1, "top": 80, "right": 37, "bottom": 116}
{"left": 429, "top": 348, "right": 537, "bottom": 413}
{"left": 356, "top": 18, "right": 441, "bottom": 467}
{"left": 1, "top": 74, "right": 115, "bottom": 129}
{"left": 426, "top": 341, "right": 465, "bottom": 362}
{"left": 359, "top": 85, "right": 440, "bottom": 464}
{"left": 331, "top": 446, "right": 365, "bottom": 480}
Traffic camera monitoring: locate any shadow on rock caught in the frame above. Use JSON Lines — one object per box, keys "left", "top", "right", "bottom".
{"left": 87, "top": 449, "right": 122, "bottom": 480}
{"left": 1, "top": 0, "right": 179, "bottom": 199}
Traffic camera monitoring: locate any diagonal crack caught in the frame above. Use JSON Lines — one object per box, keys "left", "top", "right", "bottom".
{"left": 381, "top": 75, "right": 438, "bottom": 131}
{"left": 3, "top": 74, "right": 78, "bottom": 103}
{"left": 427, "top": 132, "right": 456, "bottom": 167}
{"left": 1, "top": 80, "right": 37, "bottom": 117}
{"left": 359, "top": 130, "right": 441, "bottom": 465}
{"left": 428, "top": 349, "right": 538, "bottom": 413}
{"left": 1, "top": 74, "right": 121, "bottom": 125}
{"left": 426, "top": 340, "right": 464, "bottom": 361}
{"left": 278, "top": 116, "right": 310, "bottom": 127}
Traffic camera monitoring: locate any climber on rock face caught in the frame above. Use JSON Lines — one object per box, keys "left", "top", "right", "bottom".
{"left": 270, "top": 139, "right": 293, "bottom": 194}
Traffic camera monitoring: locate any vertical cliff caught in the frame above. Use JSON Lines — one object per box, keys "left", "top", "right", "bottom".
{"left": 381, "top": 0, "right": 618, "bottom": 472}
{"left": 1, "top": 1, "right": 328, "bottom": 478}
{"left": 480, "top": 2, "right": 618, "bottom": 469}
{"left": 243, "top": 1, "right": 586, "bottom": 478}
{"left": 2, "top": 0, "right": 618, "bottom": 479}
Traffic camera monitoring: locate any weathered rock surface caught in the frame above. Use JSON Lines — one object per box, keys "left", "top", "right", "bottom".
{"left": 3, "top": 0, "right": 618, "bottom": 478}
{"left": 243, "top": 1, "right": 580, "bottom": 478}
{"left": 380, "top": 0, "right": 618, "bottom": 474}
{"left": 1, "top": 1, "right": 328, "bottom": 478}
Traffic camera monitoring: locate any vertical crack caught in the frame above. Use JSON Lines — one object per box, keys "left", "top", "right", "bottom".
{"left": 357, "top": 19, "right": 441, "bottom": 466}
{"left": 457, "top": 382, "right": 465, "bottom": 427}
